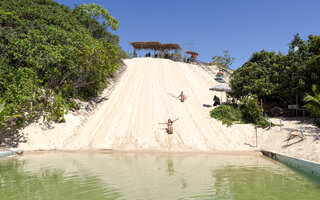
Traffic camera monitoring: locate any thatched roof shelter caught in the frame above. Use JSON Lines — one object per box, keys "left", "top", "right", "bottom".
{"left": 131, "top": 41, "right": 181, "bottom": 50}
{"left": 160, "top": 43, "right": 181, "bottom": 50}
{"left": 131, "top": 41, "right": 161, "bottom": 50}
{"left": 185, "top": 51, "right": 198, "bottom": 55}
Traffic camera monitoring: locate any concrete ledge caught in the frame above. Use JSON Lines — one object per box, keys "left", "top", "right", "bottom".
{"left": 262, "top": 150, "right": 320, "bottom": 177}
{"left": 0, "top": 150, "right": 23, "bottom": 158}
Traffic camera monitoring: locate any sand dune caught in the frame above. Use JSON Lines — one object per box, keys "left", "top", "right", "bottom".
{"left": 63, "top": 58, "right": 257, "bottom": 151}
{"left": 20, "top": 58, "right": 256, "bottom": 151}
{"left": 19, "top": 58, "right": 319, "bottom": 162}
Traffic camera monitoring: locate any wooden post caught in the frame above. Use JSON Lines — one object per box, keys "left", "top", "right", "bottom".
{"left": 296, "top": 95, "right": 298, "bottom": 117}
{"left": 255, "top": 126, "right": 258, "bottom": 147}
{"left": 268, "top": 115, "right": 271, "bottom": 130}
{"left": 300, "top": 126, "right": 305, "bottom": 138}
{"left": 261, "top": 99, "right": 264, "bottom": 117}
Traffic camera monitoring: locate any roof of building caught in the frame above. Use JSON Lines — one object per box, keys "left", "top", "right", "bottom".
{"left": 131, "top": 41, "right": 181, "bottom": 50}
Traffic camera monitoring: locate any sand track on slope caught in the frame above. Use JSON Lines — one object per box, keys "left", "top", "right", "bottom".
{"left": 61, "top": 58, "right": 254, "bottom": 151}
{"left": 19, "top": 58, "right": 256, "bottom": 151}
{"left": 18, "top": 58, "right": 320, "bottom": 162}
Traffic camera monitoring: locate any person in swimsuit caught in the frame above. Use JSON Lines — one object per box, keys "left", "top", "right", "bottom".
{"left": 177, "top": 91, "right": 186, "bottom": 102}
{"left": 159, "top": 118, "right": 179, "bottom": 134}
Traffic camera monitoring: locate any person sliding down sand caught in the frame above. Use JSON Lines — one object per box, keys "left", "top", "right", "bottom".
{"left": 159, "top": 118, "right": 179, "bottom": 134}
{"left": 177, "top": 91, "right": 186, "bottom": 102}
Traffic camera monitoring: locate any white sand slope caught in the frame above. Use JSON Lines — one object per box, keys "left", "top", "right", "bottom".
{"left": 18, "top": 58, "right": 320, "bottom": 162}
{"left": 56, "top": 58, "right": 254, "bottom": 151}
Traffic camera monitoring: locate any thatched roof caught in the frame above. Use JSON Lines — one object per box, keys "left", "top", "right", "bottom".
{"left": 131, "top": 41, "right": 181, "bottom": 50}
{"left": 131, "top": 41, "right": 161, "bottom": 50}
{"left": 185, "top": 51, "right": 198, "bottom": 55}
{"left": 160, "top": 43, "right": 181, "bottom": 50}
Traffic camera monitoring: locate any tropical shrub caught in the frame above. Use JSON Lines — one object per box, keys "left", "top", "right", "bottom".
{"left": 210, "top": 104, "right": 242, "bottom": 126}
{"left": 0, "top": 0, "right": 126, "bottom": 133}
{"left": 303, "top": 84, "right": 320, "bottom": 117}
{"left": 210, "top": 95, "right": 270, "bottom": 128}
{"left": 239, "top": 95, "right": 269, "bottom": 128}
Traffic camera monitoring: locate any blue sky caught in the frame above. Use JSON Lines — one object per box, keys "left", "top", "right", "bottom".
{"left": 54, "top": 0, "right": 320, "bottom": 69}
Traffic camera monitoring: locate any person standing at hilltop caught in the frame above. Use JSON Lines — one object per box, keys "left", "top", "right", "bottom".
{"left": 164, "top": 50, "right": 168, "bottom": 59}
{"left": 177, "top": 91, "right": 187, "bottom": 102}
{"left": 133, "top": 49, "right": 137, "bottom": 58}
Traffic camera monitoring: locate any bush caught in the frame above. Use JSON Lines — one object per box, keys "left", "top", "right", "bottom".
{"left": 239, "top": 95, "right": 269, "bottom": 128}
{"left": 210, "top": 95, "right": 270, "bottom": 128}
{"left": 210, "top": 104, "right": 242, "bottom": 126}
{"left": 0, "top": 0, "right": 126, "bottom": 133}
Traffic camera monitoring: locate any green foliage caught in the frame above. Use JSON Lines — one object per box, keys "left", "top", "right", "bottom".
{"left": 230, "top": 34, "right": 320, "bottom": 110}
{"left": 171, "top": 50, "right": 186, "bottom": 62}
{"left": 0, "top": 101, "right": 21, "bottom": 128}
{"left": 212, "top": 50, "right": 235, "bottom": 69}
{"left": 75, "top": 3, "right": 119, "bottom": 31}
{"left": 210, "top": 104, "right": 242, "bottom": 126}
{"left": 239, "top": 95, "right": 269, "bottom": 128}
{"left": 0, "top": 0, "right": 126, "bottom": 131}
{"left": 230, "top": 50, "right": 282, "bottom": 100}
{"left": 303, "top": 85, "right": 320, "bottom": 116}
{"left": 210, "top": 95, "right": 270, "bottom": 128}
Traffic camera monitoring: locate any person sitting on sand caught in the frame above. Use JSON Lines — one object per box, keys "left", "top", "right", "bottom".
{"left": 216, "top": 70, "right": 224, "bottom": 78}
{"left": 213, "top": 95, "right": 220, "bottom": 106}
{"left": 177, "top": 91, "right": 187, "bottom": 102}
{"left": 159, "top": 118, "right": 179, "bottom": 134}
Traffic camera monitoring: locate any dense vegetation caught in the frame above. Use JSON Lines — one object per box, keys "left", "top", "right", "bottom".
{"left": 210, "top": 95, "right": 270, "bottom": 128}
{"left": 230, "top": 34, "right": 320, "bottom": 116}
{"left": 0, "top": 0, "right": 126, "bottom": 132}
{"left": 210, "top": 104, "right": 241, "bottom": 126}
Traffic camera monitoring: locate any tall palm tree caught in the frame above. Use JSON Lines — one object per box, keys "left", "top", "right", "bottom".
{"left": 303, "top": 84, "right": 320, "bottom": 117}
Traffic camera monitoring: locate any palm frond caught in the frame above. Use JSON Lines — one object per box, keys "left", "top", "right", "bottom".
{"left": 303, "top": 85, "right": 320, "bottom": 116}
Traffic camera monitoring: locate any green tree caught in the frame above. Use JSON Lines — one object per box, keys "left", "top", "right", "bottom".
{"left": 0, "top": 0, "right": 126, "bottom": 132}
{"left": 212, "top": 50, "right": 235, "bottom": 69}
{"left": 229, "top": 34, "right": 320, "bottom": 112}
{"left": 75, "top": 3, "right": 119, "bottom": 31}
{"left": 229, "top": 50, "right": 279, "bottom": 100}
{"left": 171, "top": 50, "right": 186, "bottom": 62}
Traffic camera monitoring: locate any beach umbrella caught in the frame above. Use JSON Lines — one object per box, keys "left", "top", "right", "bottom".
{"left": 209, "top": 85, "right": 233, "bottom": 102}
{"left": 209, "top": 85, "right": 232, "bottom": 92}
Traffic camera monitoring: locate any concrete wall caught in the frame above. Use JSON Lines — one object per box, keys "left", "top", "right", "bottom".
{"left": 262, "top": 150, "right": 320, "bottom": 177}
{"left": 0, "top": 150, "right": 21, "bottom": 158}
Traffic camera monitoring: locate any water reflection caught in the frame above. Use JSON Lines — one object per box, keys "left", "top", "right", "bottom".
{"left": 0, "top": 152, "right": 319, "bottom": 200}
{"left": 167, "top": 159, "right": 174, "bottom": 176}
{"left": 211, "top": 165, "right": 320, "bottom": 200}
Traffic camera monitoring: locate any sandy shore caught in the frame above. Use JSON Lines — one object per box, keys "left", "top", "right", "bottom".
{"left": 18, "top": 58, "right": 320, "bottom": 162}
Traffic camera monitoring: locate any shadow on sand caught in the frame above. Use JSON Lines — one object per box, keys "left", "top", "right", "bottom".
{"left": 202, "top": 104, "right": 212, "bottom": 108}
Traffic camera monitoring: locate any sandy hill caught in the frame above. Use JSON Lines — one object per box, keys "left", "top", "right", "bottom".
{"left": 17, "top": 58, "right": 320, "bottom": 161}
{"left": 20, "top": 58, "right": 257, "bottom": 151}
{"left": 38, "top": 58, "right": 254, "bottom": 151}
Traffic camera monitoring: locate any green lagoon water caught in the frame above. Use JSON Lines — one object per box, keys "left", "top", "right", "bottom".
{"left": 0, "top": 152, "right": 319, "bottom": 200}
